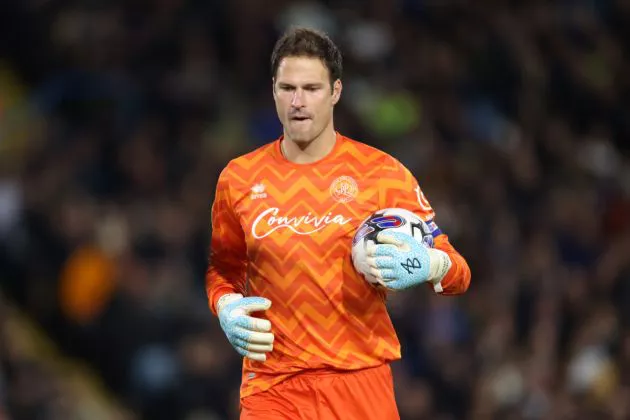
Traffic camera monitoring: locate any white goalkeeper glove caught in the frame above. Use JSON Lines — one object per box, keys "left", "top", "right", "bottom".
{"left": 366, "top": 231, "right": 452, "bottom": 292}
{"left": 217, "top": 293, "right": 274, "bottom": 362}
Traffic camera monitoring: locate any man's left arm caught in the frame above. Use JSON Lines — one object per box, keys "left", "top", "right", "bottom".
{"left": 373, "top": 157, "right": 471, "bottom": 295}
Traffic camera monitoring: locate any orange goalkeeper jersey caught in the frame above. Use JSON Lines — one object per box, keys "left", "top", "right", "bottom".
{"left": 206, "top": 133, "right": 470, "bottom": 398}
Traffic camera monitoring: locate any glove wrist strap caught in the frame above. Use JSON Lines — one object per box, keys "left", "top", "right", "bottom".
{"left": 427, "top": 248, "right": 452, "bottom": 293}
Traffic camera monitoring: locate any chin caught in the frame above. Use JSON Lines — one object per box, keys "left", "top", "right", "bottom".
{"left": 287, "top": 132, "right": 314, "bottom": 145}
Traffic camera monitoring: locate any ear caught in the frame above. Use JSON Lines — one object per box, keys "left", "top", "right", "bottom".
{"left": 332, "top": 79, "right": 342, "bottom": 105}
{"left": 272, "top": 78, "right": 277, "bottom": 99}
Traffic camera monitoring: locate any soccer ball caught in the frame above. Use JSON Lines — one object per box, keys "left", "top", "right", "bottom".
{"left": 351, "top": 208, "right": 434, "bottom": 285}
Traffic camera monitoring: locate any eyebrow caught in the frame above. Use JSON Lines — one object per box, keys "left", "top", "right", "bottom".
{"left": 277, "top": 82, "right": 324, "bottom": 88}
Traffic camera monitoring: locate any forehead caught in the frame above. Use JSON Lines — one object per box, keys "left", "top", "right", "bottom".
{"left": 275, "top": 56, "right": 329, "bottom": 83}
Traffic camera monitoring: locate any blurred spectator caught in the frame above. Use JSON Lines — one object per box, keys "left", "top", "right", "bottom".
{"left": 0, "top": 292, "right": 129, "bottom": 419}
{"left": 1, "top": 0, "right": 630, "bottom": 419}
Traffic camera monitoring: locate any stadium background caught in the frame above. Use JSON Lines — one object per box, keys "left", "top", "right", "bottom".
{"left": 1, "top": 1, "right": 630, "bottom": 419}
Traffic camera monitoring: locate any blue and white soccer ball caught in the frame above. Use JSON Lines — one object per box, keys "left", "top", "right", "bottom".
{"left": 351, "top": 208, "right": 434, "bottom": 285}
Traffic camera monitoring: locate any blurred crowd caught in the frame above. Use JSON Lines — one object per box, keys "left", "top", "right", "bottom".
{"left": 0, "top": 293, "right": 118, "bottom": 420}
{"left": 1, "top": 0, "right": 630, "bottom": 419}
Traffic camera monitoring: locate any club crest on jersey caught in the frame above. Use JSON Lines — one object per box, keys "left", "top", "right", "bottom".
{"left": 250, "top": 183, "right": 267, "bottom": 200}
{"left": 330, "top": 176, "right": 358, "bottom": 203}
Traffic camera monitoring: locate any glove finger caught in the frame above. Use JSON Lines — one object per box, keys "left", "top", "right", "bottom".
{"left": 232, "top": 326, "right": 274, "bottom": 345}
{"left": 377, "top": 231, "right": 414, "bottom": 252}
{"left": 383, "top": 279, "right": 411, "bottom": 291}
{"left": 230, "top": 326, "right": 256, "bottom": 342}
{"left": 245, "top": 352, "right": 268, "bottom": 362}
{"left": 369, "top": 266, "right": 382, "bottom": 279}
{"left": 235, "top": 315, "right": 271, "bottom": 332}
{"left": 366, "top": 241, "right": 397, "bottom": 257}
{"left": 234, "top": 337, "right": 273, "bottom": 353}
{"left": 374, "top": 256, "right": 395, "bottom": 269}
{"left": 232, "top": 344, "right": 268, "bottom": 362}
{"left": 246, "top": 343, "right": 273, "bottom": 353}
{"left": 247, "top": 330, "right": 275, "bottom": 345}
{"left": 365, "top": 256, "right": 392, "bottom": 269}
{"left": 376, "top": 268, "right": 396, "bottom": 280}
{"left": 368, "top": 267, "right": 395, "bottom": 282}
{"left": 375, "top": 231, "right": 403, "bottom": 246}
{"left": 233, "top": 344, "right": 249, "bottom": 358}
{"left": 240, "top": 297, "right": 272, "bottom": 313}
{"left": 365, "top": 240, "right": 377, "bottom": 256}
{"left": 373, "top": 244, "right": 398, "bottom": 258}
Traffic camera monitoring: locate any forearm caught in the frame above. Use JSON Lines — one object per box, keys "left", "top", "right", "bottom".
{"left": 432, "top": 236, "right": 471, "bottom": 295}
{"left": 207, "top": 281, "right": 239, "bottom": 315}
{"left": 206, "top": 260, "right": 247, "bottom": 315}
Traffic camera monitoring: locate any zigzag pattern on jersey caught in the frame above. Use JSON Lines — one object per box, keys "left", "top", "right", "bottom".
{"left": 221, "top": 137, "right": 402, "bottom": 397}
{"left": 249, "top": 269, "right": 396, "bottom": 355}
{"left": 379, "top": 160, "right": 414, "bottom": 203}
{"left": 228, "top": 140, "right": 387, "bottom": 188}
{"left": 378, "top": 158, "right": 436, "bottom": 220}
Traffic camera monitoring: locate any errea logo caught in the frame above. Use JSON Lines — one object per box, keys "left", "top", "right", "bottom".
{"left": 250, "top": 183, "right": 267, "bottom": 200}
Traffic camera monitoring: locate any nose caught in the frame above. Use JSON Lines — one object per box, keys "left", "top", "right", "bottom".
{"left": 291, "top": 89, "right": 305, "bottom": 108}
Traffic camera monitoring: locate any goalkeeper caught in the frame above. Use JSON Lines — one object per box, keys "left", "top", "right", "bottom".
{"left": 206, "top": 27, "right": 471, "bottom": 420}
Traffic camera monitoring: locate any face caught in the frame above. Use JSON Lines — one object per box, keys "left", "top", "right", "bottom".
{"left": 273, "top": 56, "right": 342, "bottom": 145}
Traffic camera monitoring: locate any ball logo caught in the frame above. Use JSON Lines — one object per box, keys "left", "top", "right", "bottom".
{"left": 352, "top": 224, "right": 375, "bottom": 245}
{"left": 330, "top": 176, "right": 358, "bottom": 203}
{"left": 371, "top": 215, "right": 405, "bottom": 229}
{"left": 352, "top": 214, "right": 405, "bottom": 245}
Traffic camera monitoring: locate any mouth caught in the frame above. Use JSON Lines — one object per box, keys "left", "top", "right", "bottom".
{"left": 290, "top": 115, "right": 311, "bottom": 122}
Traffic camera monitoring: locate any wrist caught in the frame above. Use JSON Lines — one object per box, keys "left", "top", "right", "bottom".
{"left": 426, "top": 248, "right": 452, "bottom": 293}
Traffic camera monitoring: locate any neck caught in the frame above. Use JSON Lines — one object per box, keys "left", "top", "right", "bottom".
{"left": 282, "top": 125, "right": 337, "bottom": 164}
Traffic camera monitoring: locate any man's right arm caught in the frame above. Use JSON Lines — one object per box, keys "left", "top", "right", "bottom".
{"left": 206, "top": 165, "right": 274, "bottom": 362}
{"left": 206, "top": 165, "right": 247, "bottom": 315}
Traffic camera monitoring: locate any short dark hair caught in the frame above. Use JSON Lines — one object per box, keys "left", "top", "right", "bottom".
{"left": 270, "top": 27, "right": 343, "bottom": 86}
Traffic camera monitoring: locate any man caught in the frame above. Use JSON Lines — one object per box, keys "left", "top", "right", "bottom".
{"left": 206, "top": 27, "right": 471, "bottom": 420}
